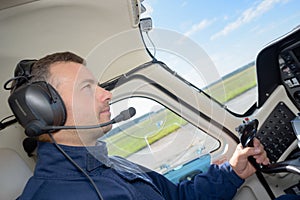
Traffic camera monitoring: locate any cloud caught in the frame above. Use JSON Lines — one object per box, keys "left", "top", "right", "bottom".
{"left": 211, "top": 0, "right": 286, "bottom": 40}
{"left": 181, "top": 1, "right": 188, "bottom": 7}
{"left": 184, "top": 19, "right": 215, "bottom": 37}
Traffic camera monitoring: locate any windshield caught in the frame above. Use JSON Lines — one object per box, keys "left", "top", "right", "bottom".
{"left": 141, "top": 0, "right": 300, "bottom": 113}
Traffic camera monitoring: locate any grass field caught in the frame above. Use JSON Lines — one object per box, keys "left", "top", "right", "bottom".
{"left": 204, "top": 64, "right": 256, "bottom": 103}
{"left": 104, "top": 64, "right": 257, "bottom": 157}
{"left": 104, "top": 110, "right": 188, "bottom": 157}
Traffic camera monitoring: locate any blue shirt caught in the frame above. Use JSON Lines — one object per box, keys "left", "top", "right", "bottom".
{"left": 17, "top": 141, "right": 244, "bottom": 200}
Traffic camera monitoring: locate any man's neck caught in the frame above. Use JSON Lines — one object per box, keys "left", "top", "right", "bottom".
{"left": 50, "top": 130, "right": 98, "bottom": 146}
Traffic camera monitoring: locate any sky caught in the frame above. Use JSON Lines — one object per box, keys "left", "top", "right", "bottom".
{"left": 141, "top": 0, "right": 300, "bottom": 77}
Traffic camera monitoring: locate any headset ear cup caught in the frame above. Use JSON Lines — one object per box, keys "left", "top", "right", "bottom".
{"left": 8, "top": 82, "right": 67, "bottom": 137}
{"left": 46, "top": 83, "right": 67, "bottom": 128}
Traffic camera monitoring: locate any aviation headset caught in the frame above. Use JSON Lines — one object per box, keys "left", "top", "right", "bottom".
{"left": 6, "top": 61, "right": 106, "bottom": 199}
{"left": 5, "top": 60, "right": 66, "bottom": 137}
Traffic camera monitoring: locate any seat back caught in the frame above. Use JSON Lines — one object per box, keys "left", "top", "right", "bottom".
{"left": 0, "top": 148, "right": 32, "bottom": 200}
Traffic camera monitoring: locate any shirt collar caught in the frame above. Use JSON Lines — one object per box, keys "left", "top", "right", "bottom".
{"left": 86, "top": 141, "right": 113, "bottom": 171}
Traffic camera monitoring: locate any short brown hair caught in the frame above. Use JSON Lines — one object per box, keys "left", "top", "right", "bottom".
{"left": 30, "top": 51, "right": 86, "bottom": 83}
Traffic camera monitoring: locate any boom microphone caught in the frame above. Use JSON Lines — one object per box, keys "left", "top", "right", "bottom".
{"left": 43, "top": 107, "right": 136, "bottom": 131}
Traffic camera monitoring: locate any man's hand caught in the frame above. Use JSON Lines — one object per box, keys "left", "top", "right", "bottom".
{"left": 229, "top": 138, "right": 270, "bottom": 179}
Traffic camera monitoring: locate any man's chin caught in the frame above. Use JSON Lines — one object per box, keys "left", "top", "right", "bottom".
{"left": 102, "top": 124, "right": 113, "bottom": 134}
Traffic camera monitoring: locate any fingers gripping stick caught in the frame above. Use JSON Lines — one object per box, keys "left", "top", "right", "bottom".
{"left": 236, "top": 118, "right": 262, "bottom": 170}
{"left": 236, "top": 118, "right": 258, "bottom": 148}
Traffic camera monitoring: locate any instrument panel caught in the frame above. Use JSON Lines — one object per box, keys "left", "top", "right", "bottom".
{"left": 279, "top": 41, "right": 300, "bottom": 109}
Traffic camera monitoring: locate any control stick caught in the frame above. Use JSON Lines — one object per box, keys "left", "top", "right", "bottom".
{"left": 236, "top": 118, "right": 300, "bottom": 175}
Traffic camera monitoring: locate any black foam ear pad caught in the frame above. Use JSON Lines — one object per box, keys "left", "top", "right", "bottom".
{"left": 13, "top": 59, "right": 37, "bottom": 89}
{"left": 8, "top": 81, "right": 67, "bottom": 137}
{"left": 14, "top": 59, "right": 37, "bottom": 77}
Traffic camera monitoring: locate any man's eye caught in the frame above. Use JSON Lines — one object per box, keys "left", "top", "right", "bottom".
{"left": 82, "top": 84, "right": 91, "bottom": 90}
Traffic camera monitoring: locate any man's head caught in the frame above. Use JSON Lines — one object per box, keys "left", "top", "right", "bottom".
{"left": 20, "top": 52, "right": 112, "bottom": 145}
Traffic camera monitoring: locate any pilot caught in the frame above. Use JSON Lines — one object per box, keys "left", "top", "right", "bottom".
{"left": 8, "top": 51, "right": 283, "bottom": 200}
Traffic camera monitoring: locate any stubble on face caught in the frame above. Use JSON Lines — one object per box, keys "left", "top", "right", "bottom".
{"left": 48, "top": 62, "right": 112, "bottom": 145}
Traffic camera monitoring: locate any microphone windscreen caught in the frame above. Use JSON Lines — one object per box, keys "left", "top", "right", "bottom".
{"left": 113, "top": 107, "right": 136, "bottom": 123}
{"left": 127, "top": 107, "right": 136, "bottom": 119}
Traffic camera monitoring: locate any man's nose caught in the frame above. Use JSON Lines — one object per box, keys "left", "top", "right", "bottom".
{"left": 96, "top": 86, "right": 112, "bottom": 103}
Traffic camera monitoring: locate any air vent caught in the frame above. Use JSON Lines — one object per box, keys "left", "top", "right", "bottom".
{"left": 128, "top": 0, "right": 141, "bottom": 27}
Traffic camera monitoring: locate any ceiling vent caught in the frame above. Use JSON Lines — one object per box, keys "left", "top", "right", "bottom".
{"left": 128, "top": 0, "right": 141, "bottom": 27}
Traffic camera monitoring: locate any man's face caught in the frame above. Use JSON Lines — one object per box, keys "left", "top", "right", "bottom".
{"left": 50, "top": 62, "right": 113, "bottom": 135}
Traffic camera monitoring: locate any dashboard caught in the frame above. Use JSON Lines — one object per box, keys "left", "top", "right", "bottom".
{"left": 255, "top": 26, "right": 300, "bottom": 168}
{"left": 279, "top": 41, "right": 300, "bottom": 109}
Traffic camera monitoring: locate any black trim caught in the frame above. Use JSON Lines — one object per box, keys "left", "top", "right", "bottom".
{"left": 105, "top": 70, "right": 240, "bottom": 144}
{"left": 256, "top": 26, "right": 300, "bottom": 108}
